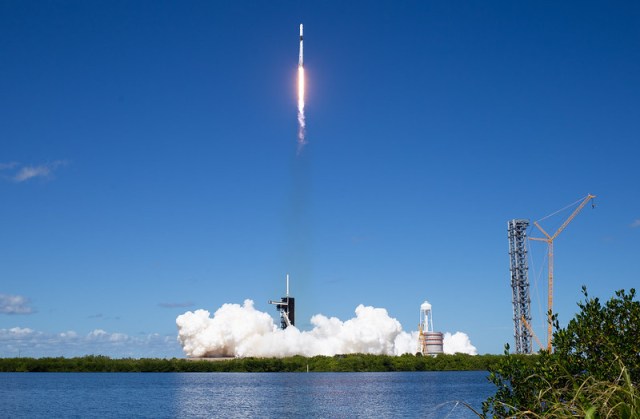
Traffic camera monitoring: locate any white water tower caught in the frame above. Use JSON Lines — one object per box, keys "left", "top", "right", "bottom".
{"left": 418, "top": 300, "right": 443, "bottom": 355}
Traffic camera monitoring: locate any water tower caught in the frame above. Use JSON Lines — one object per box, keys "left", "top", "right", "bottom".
{"left": 418, "top": 301, "right": 443, "bottom": 355}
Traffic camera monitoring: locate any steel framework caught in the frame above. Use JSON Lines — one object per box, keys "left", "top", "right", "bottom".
{"left": 268, "top": 274, "right": 295, "bottom": 330}
{"left": 508, "top": 219, "right": 532, "bottom": 354}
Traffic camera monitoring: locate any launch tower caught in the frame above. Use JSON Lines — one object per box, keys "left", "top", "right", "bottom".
{"left": 508, "top": 219, "right": 532, "bottom": 354}
{"left": 269, "top": 274, "right": 295, "bottom": 329}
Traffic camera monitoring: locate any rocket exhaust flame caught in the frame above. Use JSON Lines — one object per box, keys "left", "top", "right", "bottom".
{"left": 297, "top": 24, "right": 306, "bottom": 152}
{"left": 297, "top": 67, "right": 305, "bottom": 146}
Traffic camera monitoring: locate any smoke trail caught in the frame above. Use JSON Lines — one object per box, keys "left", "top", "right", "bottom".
{"left": 297, "top": 23, "right": 306, "bottom": 153}
{"left": 297, "top": 60, "right": 306, "bottom": 151}
{"left": 176, "top": 300, "right": 477, "bottom": 358}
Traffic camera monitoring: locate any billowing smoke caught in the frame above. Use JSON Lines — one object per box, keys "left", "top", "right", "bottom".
{"left": 443, "top": 332, "right": 478, "bottom": 355}
{"left": 176, "top": 300, "right": 477, "bottom": 358}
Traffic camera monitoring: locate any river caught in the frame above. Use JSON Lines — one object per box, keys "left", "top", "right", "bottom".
{"left": 1, "top": 371, "right": 493, "bottom": 418}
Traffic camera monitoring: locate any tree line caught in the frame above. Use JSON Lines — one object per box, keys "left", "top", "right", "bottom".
{"left": 0, "top": 352, "right": 511, "bottom": 373}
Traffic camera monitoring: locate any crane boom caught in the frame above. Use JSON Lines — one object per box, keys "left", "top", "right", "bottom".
{"left": 530, "top": 193, "right": 596, "bottom": 352}
{"left": 551, "top": 194, "right": 596, "bottom": 241}
{"left": 521, "top": 315, "right": 543, "bottom": 350}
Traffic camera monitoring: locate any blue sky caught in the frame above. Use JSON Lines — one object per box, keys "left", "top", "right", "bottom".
{"left": 1, "top": 1, "right": 638, "bottom": 357}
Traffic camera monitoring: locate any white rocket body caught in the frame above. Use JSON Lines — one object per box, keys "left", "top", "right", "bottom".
{"left": 299, "top": 24, "right": 304, "bottom": 67}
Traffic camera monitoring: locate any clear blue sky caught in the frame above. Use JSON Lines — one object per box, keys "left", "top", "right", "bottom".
{"left": 1, "top": 1, "right": 638, "bottom": 357}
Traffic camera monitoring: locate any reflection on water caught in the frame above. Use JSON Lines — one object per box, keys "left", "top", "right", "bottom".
{"left": 172, "top": 372, "right": 491, "bottom": 418}
{"left": 1, "top": 371, "right": 492, "bottom": 418}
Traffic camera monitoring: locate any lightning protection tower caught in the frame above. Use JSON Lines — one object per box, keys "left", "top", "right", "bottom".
{"left": 508, "top": 219, "right": 532, "bottom": 354}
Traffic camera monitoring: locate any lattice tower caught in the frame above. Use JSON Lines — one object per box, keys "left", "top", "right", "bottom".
{"left": 508, "top": 219, "right": 532, "bottom": 354}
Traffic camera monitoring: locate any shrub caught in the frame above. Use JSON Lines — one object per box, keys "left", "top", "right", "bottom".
{"left": 483, "top": 287, "right": 639, "bottom": 417}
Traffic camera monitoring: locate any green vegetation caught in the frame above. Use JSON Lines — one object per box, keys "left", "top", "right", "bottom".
{"left": 0, "top": 352, "right": 504, "bottom": 373}
{"left": 483, "top": 287, "right": 640, "bottom": 418}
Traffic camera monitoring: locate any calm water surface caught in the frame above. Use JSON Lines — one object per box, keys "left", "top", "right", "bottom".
{"left": 1, "top": 371, "right": 493, "bottom": 418}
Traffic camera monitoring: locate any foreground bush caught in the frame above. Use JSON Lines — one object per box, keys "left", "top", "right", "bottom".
{"left": 483, "top": 287, "right": 640, "bottom": 417}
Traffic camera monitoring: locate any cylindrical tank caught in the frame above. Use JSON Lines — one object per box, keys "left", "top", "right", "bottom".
{"left": 425, "top": 332, "right": 444, "bottom": 355}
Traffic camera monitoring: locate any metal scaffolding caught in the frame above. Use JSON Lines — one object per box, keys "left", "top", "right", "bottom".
{"left": 508, "top": 219, "right": 532, "bottom": 354}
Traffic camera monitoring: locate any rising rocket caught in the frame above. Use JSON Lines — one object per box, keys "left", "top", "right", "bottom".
{"left": 297, "top": 23, "right": 306, "bottom": 148}
{"left": 299, "top": 24, "right": 304, "bottom": 67}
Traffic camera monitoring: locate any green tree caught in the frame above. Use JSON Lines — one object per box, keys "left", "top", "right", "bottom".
{"left": 554, "top": 287, "right": 640, "bottom": 383}
{"left": 483, "top": 287, "right": 640, "bottom": 417}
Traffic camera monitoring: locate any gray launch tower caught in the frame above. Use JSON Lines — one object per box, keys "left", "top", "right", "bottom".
{"left": 268, "top": 274, "right": 295, "bottom": 329}
{"left": 508, "top": 219, "right": 532, "bottom": 354}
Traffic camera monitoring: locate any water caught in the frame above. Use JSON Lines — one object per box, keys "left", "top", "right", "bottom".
{"left": 0, "top": 371, "right": 493, "bottom": 418}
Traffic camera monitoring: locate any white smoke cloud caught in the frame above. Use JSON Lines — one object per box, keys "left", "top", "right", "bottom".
{"left": 443, "top": 332, "right": 478, "bottom": 355}
{"left": 176, "top": 300, "right": 477, "bottom": 358}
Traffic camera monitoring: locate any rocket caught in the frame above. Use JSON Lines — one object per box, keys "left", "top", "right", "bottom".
{"left": 299, "top": 24, "right": 304, "bottom": 67}
{"left": 297, "top": 23, "right": 306, "bottom": 147}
